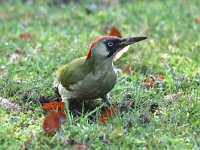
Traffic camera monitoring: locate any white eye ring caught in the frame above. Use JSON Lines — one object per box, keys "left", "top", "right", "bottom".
{"left": 108, "top": 42, "right": 113, "bottom": 46}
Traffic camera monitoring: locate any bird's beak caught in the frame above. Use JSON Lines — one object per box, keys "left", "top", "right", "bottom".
{"left": 120, "top": 36, "right": 147, "bottom": 47}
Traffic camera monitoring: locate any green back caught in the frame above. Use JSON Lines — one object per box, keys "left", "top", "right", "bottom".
{"left": 57, "top": 57, "right": 92, "bottom": 90}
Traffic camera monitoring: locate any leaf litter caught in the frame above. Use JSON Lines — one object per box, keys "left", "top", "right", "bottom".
{"left": 19, "top": 33, "right": 34, "bottom": 40}
{"left": 43, "top": 110, "right": 67, "bottom": 136}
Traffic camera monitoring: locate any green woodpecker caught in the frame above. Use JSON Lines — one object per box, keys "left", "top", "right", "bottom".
{"left": 55, "top": 36, "right": 147, "bottom": 105}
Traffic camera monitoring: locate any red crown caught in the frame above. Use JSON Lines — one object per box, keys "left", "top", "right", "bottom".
{"left": 86, "top": 36, "right": 118, "bottom": 60}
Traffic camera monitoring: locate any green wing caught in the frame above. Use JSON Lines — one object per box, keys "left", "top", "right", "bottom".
{"left": 57, "top": 57, "right": 91, "bottom": 90}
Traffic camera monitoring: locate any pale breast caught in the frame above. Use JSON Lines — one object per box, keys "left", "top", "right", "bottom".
{"left": 69, "top": 68, "right": 117, "bottom": 100}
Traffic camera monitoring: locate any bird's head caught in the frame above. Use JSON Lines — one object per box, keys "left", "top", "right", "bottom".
{"left": 86, "top": 36, "right": 147, "bottom": 60}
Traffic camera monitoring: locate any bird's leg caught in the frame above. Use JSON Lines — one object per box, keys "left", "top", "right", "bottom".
{"left": 102, "top": 94, "right": 111, "bottom": 107}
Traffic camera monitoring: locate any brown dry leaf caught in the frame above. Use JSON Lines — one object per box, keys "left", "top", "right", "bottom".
{"left": 109, "top": 27, "right": 122, "bottom": 38}
{"left": 43, "top": 110, "right": 67, "bottom": 136}
{"left": 15, "top": 49, "right": 23, "bottom": 55}
{"left": 123, "top": 67, "right": 134, "bottom": 74}
{"left": 195, "top": 16, "right": 200, "bottom": 24}
{"left": 99, "top": 104, "right": 117, "bottom": 125}
{"left": 57, "top": 110, "right": 67, "bottom": 124}
{"left": 0, "top": 97, "right": 21, "bottom": 112}
{"left": 73, "top": 144, "right": 90, "bottom": 150}
{"left": 145, "top": 75, "right": 166, "bottom": 89}
{"left": 145, "top": 76, "right": 155, "bottom": 89}
{"left": 43, "top": 111, "right": 60, "bottom": 136}
{"left": 157, "top": 75, "right": 165, "bottom": 81}
{"left": 19, "top": 33, "right": 34, "bottom": 40}
{"left": 43, "top": 102, "right": 65, "bottom": 111}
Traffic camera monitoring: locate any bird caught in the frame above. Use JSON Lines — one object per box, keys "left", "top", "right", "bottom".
{"left": 54, "top": 36, "right": 147, "bottom": 106}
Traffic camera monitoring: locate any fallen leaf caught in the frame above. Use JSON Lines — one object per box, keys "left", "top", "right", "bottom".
{"left": 19, "top": 33, "right": 33, "bottom": 40}
{"left": 109, "top": 27, "right": 122, "bottom": 38}
{"left": 145, "top": 75, "right": 155, "bottom": 89}
{"left": 57, "top": 110, "right": 67, "bottom": 124}
{"left": 73, "top": 144, "right": 90, "bottom": 150}
{"left": 43, "top": 111, "right": 60, "bottom": 136}
{"left": 157, "top": 75, "right": 165, "bottom": 81}
{"left": 15, "top": 49, "right": 23, "bottom": 55}
{"left": 123, "top": 67, "right": 134, "bottom": 74}
{"left": 43, "top": 101, "right": 65, "bottom": 110}
{"left": 99, "top": 104, "right": 117, "bottom": 125}
{"left": 195, "top": 16, "right": 200, "bottom": 24}
{"left": 43, "top": 110, "right": 67, "bottom": 136}
{"left": 145, "top": 75, "right": 166, "bottom": 90}
{"left": 0, "top": 97, "right": 21, "bottom": 112}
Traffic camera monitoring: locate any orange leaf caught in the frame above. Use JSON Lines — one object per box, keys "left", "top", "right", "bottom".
{"left": 109, "top": 27, "right": 122, "bottom": 38}
{"left": 15, "top": 49, "right": 22, "bottom": 55}
{"left": 15, "top": 49, "right": 26, "bottom": 55}
{"left": 157, "top": 75, "right": 165, "bottom": 81}
{"left": 99, "top": 104, "right": 117, "bottom": 125}
{"left": 43, "top": 111, "right": 61, "bottom": 136}
{"left": 57, "top": 111, "right": 67, "bottom": 124}
{"left": 43, "top": 102, "right": 65, "bottom": 110}
{"left": 195, "top": 16, "right": 200, "bottom": 24}
{"left": 123, "top": 67, "right": 133, "bottom": 74}
{"left": 19, "top": 33, "right": 34, "bottom": 40}
{"left": 145, "top": 76, "right": 155, "bottom": 89}
{"left": 43, "top": 110, "right": 67, "bottom": 136}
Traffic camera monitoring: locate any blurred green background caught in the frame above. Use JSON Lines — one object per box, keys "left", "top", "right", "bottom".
{"left": 0, "top": 0, "right": 199, "bottom": 149}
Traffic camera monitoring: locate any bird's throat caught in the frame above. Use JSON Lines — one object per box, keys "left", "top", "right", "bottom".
{"left": 88, "top": 57, "right": 114, "bottom": 73}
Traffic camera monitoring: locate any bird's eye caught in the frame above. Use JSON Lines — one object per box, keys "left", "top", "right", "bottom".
{"left": 108, "top": 42, "right": 113, "bottom": 46}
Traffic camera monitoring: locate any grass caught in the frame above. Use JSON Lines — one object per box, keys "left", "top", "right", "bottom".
{"left": 0, "top": 0, "right": 200, "bottom": 149}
